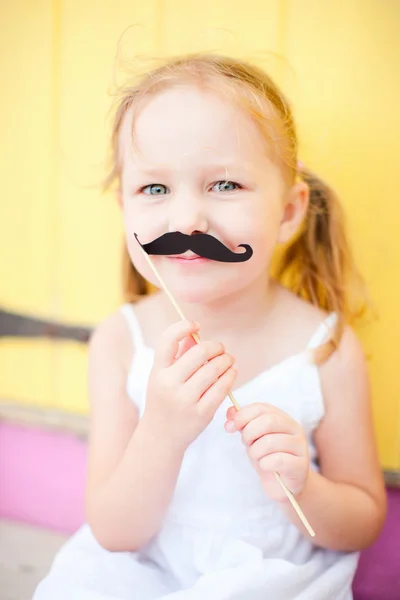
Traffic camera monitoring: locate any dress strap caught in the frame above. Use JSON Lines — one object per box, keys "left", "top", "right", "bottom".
{"left": 120, "top": 303, "right": 145, "bottom": 350}
{"left": 306, "top": 312, "right": 338, "bottom": 349}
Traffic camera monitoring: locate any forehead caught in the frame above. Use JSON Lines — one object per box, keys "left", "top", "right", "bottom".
{"left": 118, "top": 86, "right": 273, "bottom": 171}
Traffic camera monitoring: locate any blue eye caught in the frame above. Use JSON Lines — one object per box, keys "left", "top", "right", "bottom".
{"left": 142, "top": 184, "right": 169, "bottom": 195}
{"left": 211, "top": 181, "right": 240, "bottom": 192}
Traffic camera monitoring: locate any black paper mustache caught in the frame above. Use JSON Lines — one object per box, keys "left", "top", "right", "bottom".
{"left": 134, "top": 232, "right": 253, "bottom": 263}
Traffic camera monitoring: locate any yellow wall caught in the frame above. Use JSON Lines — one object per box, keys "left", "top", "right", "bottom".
{"left": 1, "top": 0, "right": 399, "bottom": 468}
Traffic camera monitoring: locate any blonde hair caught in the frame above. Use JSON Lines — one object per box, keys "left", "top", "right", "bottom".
{"left": 102, "top": 53, "right": 370, "bottom": 363}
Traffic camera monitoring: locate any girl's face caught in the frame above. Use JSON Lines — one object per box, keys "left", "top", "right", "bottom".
{"left": 118, "top": 85, "right": 303, "bottom": 303}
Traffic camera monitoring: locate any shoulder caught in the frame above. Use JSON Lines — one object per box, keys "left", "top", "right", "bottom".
{"left": 319, "top": 324, "right": 368, "bottom": 400}
{"left": 314, "top": 324, "right": 371, "bottom": 458}
{"left": 88, "top": 293, "right": 164, "bottom": 369}
{"left": 88, "top": 307, "right": 134, "bottom": 376}
{"left": 283, "top": 278, "right": 370, "bottom": 405}
{"left": 278, "top": 287, "right": 366, "bottom": 372}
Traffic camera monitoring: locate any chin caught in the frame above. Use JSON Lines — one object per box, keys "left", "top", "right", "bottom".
{"left": 168, "top": 275, "right": 241, "bottom": 305}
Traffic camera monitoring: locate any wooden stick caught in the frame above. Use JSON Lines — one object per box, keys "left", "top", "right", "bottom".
{"left": 136, "top": 241, "right": 315, "bottom": 536}
{"left": 274, "top": 473, "right": 315, "bottom": 537}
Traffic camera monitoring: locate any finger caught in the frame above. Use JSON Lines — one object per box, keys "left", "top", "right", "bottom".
{"left": 226, "top": 406, "right": 239, "bottom": 421}
{"left": 247, "top": 433, "right": 301, "bottom": 463}
{"left": 174, "top": 332, "right": 198, "bottom": 361}
{"left": 169, "top": 340, "right": 227, "bottom": 382}
{"left": 233, "top": 403, "right": 293, "bottom": 432}
{"left": 155, "top": 320, "right": 200, "bottom": 368}
{"left": 184, "top": 353, "right": 235, "bottom": 399}
{"left": 241, "top": 413, "right": 298, "bottom": 445}
{"left": 198, "top": 367, "right": 237, "bottom": 415}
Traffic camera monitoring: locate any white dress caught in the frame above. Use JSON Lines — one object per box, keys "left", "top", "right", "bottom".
{"left": 33, "top": 304, "right": 359, "bottom": 600}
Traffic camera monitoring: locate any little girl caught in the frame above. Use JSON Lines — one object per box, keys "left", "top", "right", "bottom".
{"left": 33, "top": 54, "right": 386, "bottom": 600}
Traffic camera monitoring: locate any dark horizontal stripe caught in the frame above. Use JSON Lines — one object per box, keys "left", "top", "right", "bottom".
{"left": 384, "top": 470, "right": 400, "bottom": 488}
{"left": 0, "top": 309, "right": 93, "bottom": 343}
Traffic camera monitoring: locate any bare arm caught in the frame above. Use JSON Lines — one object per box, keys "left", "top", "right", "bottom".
{"left": 85, "top": 313, "right": 185, "bottom": 552}
{"left": 85, "top": 314, "right": 236, "bottom": 552}
{"left": 282, "top": 327, "right": 387, "bottom": 551}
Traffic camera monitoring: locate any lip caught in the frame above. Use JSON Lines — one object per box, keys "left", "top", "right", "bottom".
{"left": 169, "top": 252, "right": 200, "bottom": 259}
{"left": 168, "top": 255, "right": 210, "bottom": 263}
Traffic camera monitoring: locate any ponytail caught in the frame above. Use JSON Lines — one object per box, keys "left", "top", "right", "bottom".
{"left": 275, "top": 166, "right": 370, "bottom": 363}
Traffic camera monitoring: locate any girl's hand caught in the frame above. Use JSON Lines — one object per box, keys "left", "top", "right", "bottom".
{"left": 224, "top": 403, "right": 310, "bottom": 502}
{"left": 142, "top": 319, "right": 237, "bottom": 452}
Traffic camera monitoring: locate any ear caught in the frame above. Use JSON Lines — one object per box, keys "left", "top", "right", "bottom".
{"left": 277, "top": 182, "right": 309, "bottom": 244}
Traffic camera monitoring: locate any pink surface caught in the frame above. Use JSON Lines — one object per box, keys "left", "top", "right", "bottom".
{"left": 353, "top": 488, "right": 400, "bottom": 599}
{"left": 0, "top": 422, "right": 87, "bottom": 533}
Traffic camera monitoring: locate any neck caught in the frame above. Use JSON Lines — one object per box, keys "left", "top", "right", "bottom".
{"left": 158, "top": 274, "right": 278, "bottom": 341}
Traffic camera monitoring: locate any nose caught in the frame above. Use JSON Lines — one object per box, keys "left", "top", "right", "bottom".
{"left": 167, "top": 188, "right": 208, "bottom": 235}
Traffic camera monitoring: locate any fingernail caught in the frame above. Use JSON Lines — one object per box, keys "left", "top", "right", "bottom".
{"left": 225, "top": 421, "right": 236, "bottom": 433}
{"left": 192, "top": 321, "right": 200, "bottom": 328}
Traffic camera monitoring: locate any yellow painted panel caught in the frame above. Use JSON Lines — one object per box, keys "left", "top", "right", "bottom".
{"left": 0, "top": 340, "right": 54, "bottom": 406}
{"left": 159, "top": 0, "right": 281, "bottom": 58}
{"left": 1, "top": 1, "right": 399, "bottom": 469}
{"left": 283, "top": 0, "right": 400, "bottom": 467}
{"left": 0, "top": 0, "right": 56, "bottom": 406}
{"left": 1, "top": 1, "right": 162, "bottom": 411}
{"left": 56, "top": 343, "right": 89, "bottom": 414}
{"left": 0, "top": 0, "right": 54, "bottom": 315}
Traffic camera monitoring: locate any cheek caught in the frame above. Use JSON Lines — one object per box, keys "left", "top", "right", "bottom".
{"left": 125, "top": 236, "right": 164, "bottom": 290}
{"left": 123, "top": 206, "right": 164, "bottom": 284}
{"left": 123, "top": 198, "right": 161, "bottom": 247}
{"left": 238, "top": 209, "right": 281, "bottom": 269}
{"left": 254, "top": 224, "right": 279, "bottom": 261}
